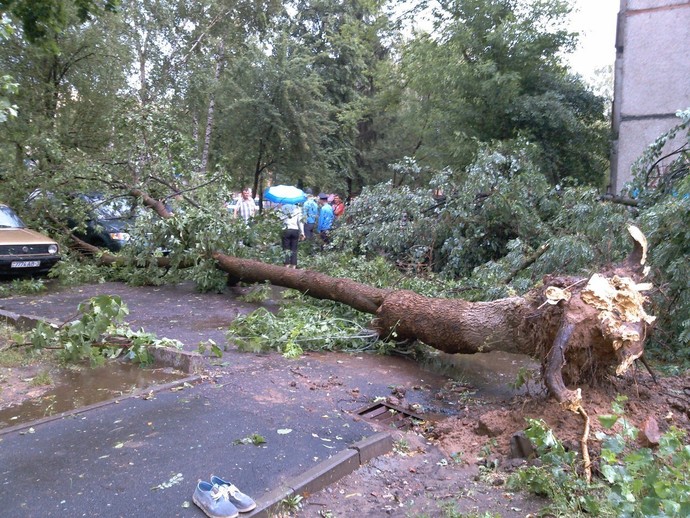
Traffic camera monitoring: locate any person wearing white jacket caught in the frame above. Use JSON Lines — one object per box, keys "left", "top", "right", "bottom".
{"left": 279, "top": 204, "right": 305, "bottom": 268}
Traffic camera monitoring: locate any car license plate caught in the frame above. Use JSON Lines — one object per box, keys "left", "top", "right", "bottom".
{"left": 11, "top": 261, "right": 40, "bottom": 268}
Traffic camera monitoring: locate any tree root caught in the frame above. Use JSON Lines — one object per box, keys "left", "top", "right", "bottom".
{"left": 544, "top": 320, "right": 582, "bottom": 411}
{"left": 577, "top": 405, "right": 592, "bottom": 483}
{"left": 639, "top": 354, "right": 658, "bottom": 384}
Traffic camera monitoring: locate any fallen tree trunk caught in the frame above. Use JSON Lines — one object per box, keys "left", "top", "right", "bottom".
{"left": 213, "top": 226, "right": 655, "bottom": 409}
{"left": 74, "top": 189, "right": 655, "bottom": 409}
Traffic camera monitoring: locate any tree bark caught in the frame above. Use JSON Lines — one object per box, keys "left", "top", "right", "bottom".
{"left": 212, "top": 251, "right": 537, "bottom": 357}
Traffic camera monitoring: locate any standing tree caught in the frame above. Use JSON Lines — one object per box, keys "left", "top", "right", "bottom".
{"left": 384, "top": 0, "right": 609, "bottom": 186}
{"left": 213, "top": 31, "right": 335, "bottom": 196}
{"left": 0, "top": 0, "right": 118, "bottom": 43}
{"left": 290, "top": 0, "right": 393, "bottom": 194}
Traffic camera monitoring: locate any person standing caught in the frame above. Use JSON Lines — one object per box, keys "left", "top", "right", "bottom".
{"left": 233, "top": 187, "right": 257, "bottom": 223}
{"left": 332, "top": 194, "right": 345, "bottom": 218}
{"left": 279, "top": 204, "right": 305, "bottom": 268}
{"left": 302, "top": 188, "right": 319, "bottom": 239}
{"left": 317, "top": 192, "right": 334, "bottom": 243}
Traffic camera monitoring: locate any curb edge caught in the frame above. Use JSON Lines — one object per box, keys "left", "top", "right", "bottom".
{"left": 246, "top": 432, "right": 394, "bottom": 517}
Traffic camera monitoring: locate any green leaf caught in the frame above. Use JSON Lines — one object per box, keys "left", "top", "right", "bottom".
{"left": 598, "top": 414, "right": 619, "bottom": 429}
{"left": 210, "top": 343, "right": 223, "bottom": 358}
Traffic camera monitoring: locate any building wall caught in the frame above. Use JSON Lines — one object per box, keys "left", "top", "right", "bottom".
{"left": 610, "top": 0, "right": 690, "bottom": 193}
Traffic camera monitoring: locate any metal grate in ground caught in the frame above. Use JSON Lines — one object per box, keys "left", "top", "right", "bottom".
{"left": 353, "top": 401, "right": 425, "bottom": 430}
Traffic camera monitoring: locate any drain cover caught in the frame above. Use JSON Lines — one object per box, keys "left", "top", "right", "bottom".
{"left": 354, "top": 401, "right": 425, "bottom": 430}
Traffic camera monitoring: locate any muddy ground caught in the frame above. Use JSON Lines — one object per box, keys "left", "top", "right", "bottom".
{"left": 2, "top": 281, "right": 690, "bottom": 517}
{"left": 295, "top": 372, "right": 690, "bottom": 518}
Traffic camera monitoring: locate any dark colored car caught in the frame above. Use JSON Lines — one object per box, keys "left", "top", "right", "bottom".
{"left": 72, "top": 194, "right": 137, "bottom": 252}
{"left": 0, "top": 204, "right": 61, "bottom": 275}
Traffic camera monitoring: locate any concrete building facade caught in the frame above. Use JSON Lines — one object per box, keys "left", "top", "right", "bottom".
{"left": 610, "top": 0, "right": 690, "bottom": 193}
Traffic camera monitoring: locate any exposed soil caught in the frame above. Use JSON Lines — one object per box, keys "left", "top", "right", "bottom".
{"left": 294, "top": 370, "right": 690, "bottom": 518}
{"left": 2, "top": 282, "right": 690, "bottom": 517}
{"left": 0, "top": 361, "right": 57, "bottom": 408}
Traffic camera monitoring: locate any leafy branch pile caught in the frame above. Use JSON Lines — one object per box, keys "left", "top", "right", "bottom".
{"left": 333, "top": 115, "right": 689, "bottom": 361}
{"left": 227, "top": 291, "right": 389, "bottom": 359}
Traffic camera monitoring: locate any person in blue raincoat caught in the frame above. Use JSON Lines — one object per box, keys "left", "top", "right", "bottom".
{"left": 316, "top": 193, "right": 334, "bottom": 244}
{"left": 302, "top": 188, "right": 319, "bottom": 239}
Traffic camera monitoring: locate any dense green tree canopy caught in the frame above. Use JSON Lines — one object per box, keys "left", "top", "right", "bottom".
{"left": 394, "top": 0, "right": 609, "bottom": 185}
{"left": 0, "top": 0, "right": 611, "bottom": 206}
{"left": 0, "top": 0, "right": 118, "bottom": 42}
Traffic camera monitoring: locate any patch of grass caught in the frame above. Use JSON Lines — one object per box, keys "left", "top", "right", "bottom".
{"left": 29, "top": 370, "right": 53, "bottom": 386}
{"left": 0, "top": 322, "right": 25, "bottom": 356}
{"left": 479, "top": 438, "right": 497, "bottom": 459}
{"left": 0, "top": 323, "right": 65, "bottom": 369}
{"left": 393, "top": 438, "right": 411, "bottom": 454}
{"left": 41, "top": 395, "right": 57, "bottom": 416}
{"left": 0, "top": 348, "right": 26, "bottom": 367}
{"left": 0, "top": 278, "right": 47, "bottom": 298}
{"left": 278, "top": 494, "right": 303, "bottom": 514}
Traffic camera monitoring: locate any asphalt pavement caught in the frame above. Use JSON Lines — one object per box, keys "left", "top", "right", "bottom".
{"left": 0, "top": 281, "right": 453, "bottom": 517}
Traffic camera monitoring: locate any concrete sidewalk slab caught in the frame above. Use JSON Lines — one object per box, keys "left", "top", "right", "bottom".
{"left": 0, "top": 377, "right": 378, "bottom": 517}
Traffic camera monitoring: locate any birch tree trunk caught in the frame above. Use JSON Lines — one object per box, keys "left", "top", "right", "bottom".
{"left": 199, "top": 41, "right": 224, "bottom": 176}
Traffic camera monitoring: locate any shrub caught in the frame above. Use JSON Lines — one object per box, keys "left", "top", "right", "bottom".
{"left": 509, "top": 396, "right": 690, "bottom": 517}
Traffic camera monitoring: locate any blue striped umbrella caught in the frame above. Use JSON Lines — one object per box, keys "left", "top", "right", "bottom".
{"left": 263, "top": 185, "right": 307, "bottom": 204}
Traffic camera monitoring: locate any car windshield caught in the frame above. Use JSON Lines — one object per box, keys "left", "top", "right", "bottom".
{"left": 0, "top": 206, "right": 26, "bottom": 228}
{"left": 84, "top": 195, "right": 137, "bottom": 220}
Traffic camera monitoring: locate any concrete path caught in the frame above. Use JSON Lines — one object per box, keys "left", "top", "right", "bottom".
{"left": 0, "top": 282, "right": 452, "bottom": 517}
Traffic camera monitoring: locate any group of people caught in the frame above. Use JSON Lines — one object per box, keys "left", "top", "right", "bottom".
{"left": 229, "top": 186, "right": 345, "bottom": 269}
{"left": 302, "top": 189, "right": 345, "bottom": 240}
{"left": 281, "top": 188, "right": 346, "bottom": 268}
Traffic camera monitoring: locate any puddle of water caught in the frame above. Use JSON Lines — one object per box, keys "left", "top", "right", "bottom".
{"left": 421, "top": 350, "right": 542, "bottom": 399}
{"left": 0, "top": 361, "right": 188, "bottom": 429}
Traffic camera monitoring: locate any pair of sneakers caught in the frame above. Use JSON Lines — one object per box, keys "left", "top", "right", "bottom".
{"left": 192, "top": 476, "right": 256, "bottom": 518}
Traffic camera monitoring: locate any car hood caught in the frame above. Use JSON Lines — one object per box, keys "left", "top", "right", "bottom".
{"left": 0, "top": 228, "right": 58, "bottom": 246}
